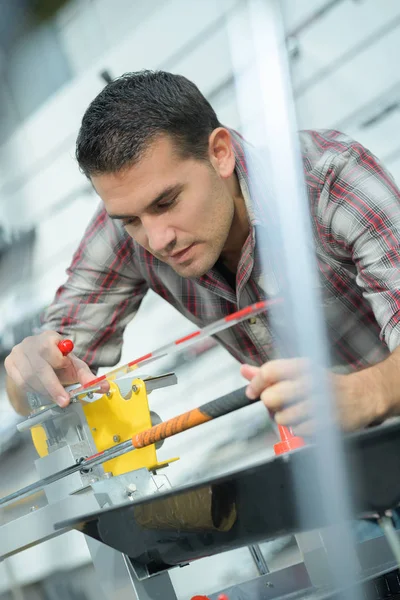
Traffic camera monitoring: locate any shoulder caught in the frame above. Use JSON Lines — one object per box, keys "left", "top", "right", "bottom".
{"left": 298, "top": 129, "right": 374, "bottom": 193}
{"left": 299, "top": 129, "right": 359, "bottom": 171}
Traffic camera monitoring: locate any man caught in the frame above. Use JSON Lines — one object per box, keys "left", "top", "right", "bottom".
{"left": 5, "top": 70, "right": 400, "bottom": 436}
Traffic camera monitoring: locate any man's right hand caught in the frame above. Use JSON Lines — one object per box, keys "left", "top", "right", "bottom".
{"left": 4, "top": 331, "right": 97, "bottom": 410}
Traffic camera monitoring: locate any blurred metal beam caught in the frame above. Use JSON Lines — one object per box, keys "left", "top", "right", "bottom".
{"left": 294, "top": 16, "right": 400, "bottom": 97}
{"left": 227, "top": 0, "right": 362, "bottom": 595}
{"left": 287, "top": 0, "right": 346, "bottom": 38}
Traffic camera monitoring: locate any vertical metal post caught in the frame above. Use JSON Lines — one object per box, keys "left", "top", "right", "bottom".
{"left": 226, "top": 0, "right": 362, "bottom": 595}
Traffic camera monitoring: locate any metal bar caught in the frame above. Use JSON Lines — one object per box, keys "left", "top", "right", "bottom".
{"left": 69, "top": 299, "right": 281, "bottom": 399}
{"left": 248, "top": 543, "right": 269, "bottom": 575}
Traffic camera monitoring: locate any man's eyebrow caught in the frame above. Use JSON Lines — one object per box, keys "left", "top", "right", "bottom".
{"left": 109, "top": 184, "right": 183, "bottom": 220}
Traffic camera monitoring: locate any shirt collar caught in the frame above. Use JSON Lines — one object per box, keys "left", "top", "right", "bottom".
{"left": 229, "top": 129, "right": 270, "bottom": 229}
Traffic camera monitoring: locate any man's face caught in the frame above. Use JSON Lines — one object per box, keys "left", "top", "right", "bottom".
{"left": 92, "top": 134, "right": 235, "bottom": 278}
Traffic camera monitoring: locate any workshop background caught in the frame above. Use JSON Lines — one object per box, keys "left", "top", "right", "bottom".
{"left": 0, "top": 0, "right": 399, "bottom": 598}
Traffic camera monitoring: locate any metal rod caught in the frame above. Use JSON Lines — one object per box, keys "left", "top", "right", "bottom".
{"left": 70, "top": 299, "right": 282, "bottom": 399}
{"left": 0, "top": 440, "right": 133, "bottom": 508}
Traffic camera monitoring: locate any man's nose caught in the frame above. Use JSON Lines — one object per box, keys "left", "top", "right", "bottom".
{"left": 145, "top": 220, "right": 176, "bottom": 254}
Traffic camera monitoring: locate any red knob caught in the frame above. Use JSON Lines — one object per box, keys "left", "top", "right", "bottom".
{"left": 274, "top": 425, "right": 305, "bottom": 455}
{"left": 58, "top": 339, "right": 74, "bottom": 356}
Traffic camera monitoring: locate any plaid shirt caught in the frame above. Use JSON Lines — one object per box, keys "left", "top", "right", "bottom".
{"left": 42, "top": 129, "right": 400, "bottom": 373}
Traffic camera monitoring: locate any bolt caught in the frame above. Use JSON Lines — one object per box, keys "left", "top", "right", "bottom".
{"left": 30, "top": 506, "right": 38, "bottom": 512}
{"left": 87, "top": 392, "right": 94, "bottom": 399}
{"left": 132, "top": 384, "right": 138, "bottom": 393}
{"left": 128, "top": 493, "right": 135, "bottom": 501}
{"left": 265, "top": 582, "right": 274, "bottom": 588}
{"left": 106, "top": 392, "right": 112, "bottom": 397}
{"left": 104, "top": 472, "right": 113, "bottom": 479}
{"left": 113, "top": 434, "right": 121, "bottom": 443}
{"left": 127, "top": 483, "right": 137, "bottom": 493}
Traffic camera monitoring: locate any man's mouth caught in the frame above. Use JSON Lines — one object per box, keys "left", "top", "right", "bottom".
{"left": 168, "top": 243, "right": 196, "bottom": 264}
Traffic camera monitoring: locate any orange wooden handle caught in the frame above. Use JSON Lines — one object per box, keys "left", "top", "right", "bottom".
{"left": 132, "top": 387, "right": 255, "bottom": 449}
{"left": 132, "top": 408, "right": 212, "bottom": 448}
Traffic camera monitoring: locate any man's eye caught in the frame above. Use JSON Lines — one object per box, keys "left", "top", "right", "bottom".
{"left": 156, "top": 196, "right": 177, "bottom": 211}
{"left": 122, "top": 217, "right": 140, "bottom": 227}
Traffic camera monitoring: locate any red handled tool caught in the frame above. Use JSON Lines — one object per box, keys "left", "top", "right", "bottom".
{"left": 58, "top": 339, "right": 74, "bottom": 356}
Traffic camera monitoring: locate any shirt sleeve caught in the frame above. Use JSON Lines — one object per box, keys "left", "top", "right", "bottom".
{"left": 40, "top": 204, "right": 148, "bottom": 369}
{"left": 316, "top": 135, "right": 400, "bottom": 352}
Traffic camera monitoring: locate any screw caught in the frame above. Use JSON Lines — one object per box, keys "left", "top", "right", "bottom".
{"left": 106, "top": 392, "right": 111, "bottom": 397}
{"left": 113, "top": 434, "right": 121, "bottom": 443}
{"left": 265, "top": 582, "right": 274, "bottom": 588}
{"left": 132, "top": 385, "right": 138, "bottom": 392}
{"left": 92, "top": 427, "right": 97, "bottom": 432}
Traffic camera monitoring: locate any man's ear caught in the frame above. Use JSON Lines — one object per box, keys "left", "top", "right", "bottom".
{"left": 208, "top": 127, "right": 235, "bottom": 179}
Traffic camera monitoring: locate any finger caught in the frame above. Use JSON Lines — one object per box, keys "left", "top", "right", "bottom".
{"left": 260, "top": 378, "right": 309, "bottom": 412}
{"left": 274, "top": 400, "right": 311, "bottom": 427}
{"left": 246, "top": 358, "right": 309, "bottom": 399}
{"left": 4, "top": 356, "right": 26, "bottom": 390}
{"left": 240, "top": 364, "right": 260, "bottom": 381}
{"left": 69, "top": 356, "right": 110, "bottom": 393}
{"left": 23, "top": 353, "right": 70, "bottom": 406}
{"left": 40, "top": 334, "right": 72, "bottom": 370}
{"left": 7, "top": 352, "right": 70, "bottom": 407}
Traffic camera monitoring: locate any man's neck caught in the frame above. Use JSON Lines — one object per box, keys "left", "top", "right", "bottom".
{"left": 220, "top": 172, "right": 250, "bottom": 273}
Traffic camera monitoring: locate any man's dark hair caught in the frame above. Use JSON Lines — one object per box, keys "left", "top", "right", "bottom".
{"left": 76, "top": 70, "right": 221, "bottom": 177}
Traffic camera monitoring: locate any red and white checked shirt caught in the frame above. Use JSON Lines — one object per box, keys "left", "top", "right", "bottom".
{"left": 42, "top": 130, "right": 400, "bottom": 373}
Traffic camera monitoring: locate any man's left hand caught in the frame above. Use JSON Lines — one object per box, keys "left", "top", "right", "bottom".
{"left": 241, "top": 359, "right": 388, "bottom": 435}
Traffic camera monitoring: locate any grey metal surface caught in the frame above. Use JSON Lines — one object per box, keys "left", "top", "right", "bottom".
{"left": 296, "top": 527, "right": 362, "bottom": 589}
{"left": 249, "top": 544, "right": 270, "bottom": 575}
{"left": 208, "top": 553, "right": 400, "bottom": 600}
{"left": 36, "top": 444, "right": 103, "bottom": 504}
{"left": 91, "top": 469, "right": 163, "bottom": 508}
{"left": 0, "top": 493, "right": 100, "bottom": 560}
{"left": 209, "top": 562, "right": 313, "bottom": 600}
{"left": 17, "top": 405, "right": 64, "bottom": 432}
{"left": 86, "top": 537, "right": 178, "bottom": 600}
{"left": 142, "top": 373, "right": 178, "bottom": 394}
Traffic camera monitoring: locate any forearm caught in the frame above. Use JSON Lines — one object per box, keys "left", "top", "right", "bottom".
{"left": 6, "top": 375, "right": 30, "bottom": 416}
{"left": 348, "top": 346, "right": 400, "bottom": 421}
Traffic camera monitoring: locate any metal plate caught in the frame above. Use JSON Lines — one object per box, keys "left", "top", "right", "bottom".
{"left": 56, "top": 420, "right": 400, "bottom": 576}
